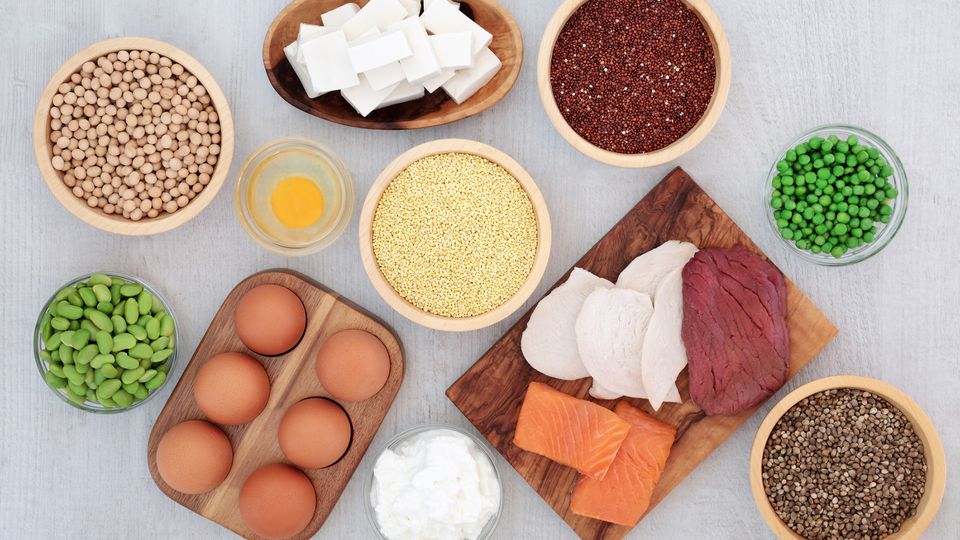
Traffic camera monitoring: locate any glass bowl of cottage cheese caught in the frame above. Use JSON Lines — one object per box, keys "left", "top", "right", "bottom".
{"left": 365, "top": 424, "right": 503, "bottom": 540}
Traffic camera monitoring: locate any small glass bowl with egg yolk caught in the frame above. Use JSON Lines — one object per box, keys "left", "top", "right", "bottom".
{"left": 236, "top": 138, "right": 354, "bottom": 255}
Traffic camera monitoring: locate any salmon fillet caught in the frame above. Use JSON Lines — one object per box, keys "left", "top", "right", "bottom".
{"left": 513, "top": 382, "right": 631, "bottom": 480}
{"left": 570, "top": 401, "right": 677, "bottom": 526}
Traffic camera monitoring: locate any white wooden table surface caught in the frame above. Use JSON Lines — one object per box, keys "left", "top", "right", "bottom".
{"left": 1, "top": 1, "right": 957, "bottom": 539}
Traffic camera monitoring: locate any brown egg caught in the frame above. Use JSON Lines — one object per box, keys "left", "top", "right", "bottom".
{"left": 315, "top": 329, "right": 390, "bottom": 401}
{"left": 156, "top": 420, "right": 233, "bottom": 495}
{"left": 239, "top": 463, "right": 316, "bottom": 539}
{"left": 235, "top": 284, "right": 306, "bottom": 356}
{"left": 193, "top": 352, "right": 271, "bottom": 425}
{"left": 278, "top": 398, "right": 352, "bottom": 469}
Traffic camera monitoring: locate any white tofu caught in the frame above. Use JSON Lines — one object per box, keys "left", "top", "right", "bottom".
{"left": 341, "top": 0, "right": 408, "bottom": 40}
{"left": 377, "top": 79, "right": 426, "bottom": 109}
{"left": 421, "top": 69, "right": 455, "bottom": 93}
{"left": 398, "top": 0, "right": 421, "bottom": 17}
{"left": 365, "top": 62, "right": 406, "bottom": 91}
{"left": 299, "top": 30, "right": 360, "bottom": 92}
{"left": 283, "top": 42, "right": 324, "bottom": 98}
{"left": 341, "top": 74, "right": 399, "bottom": 116}
{"left": 321, "top": 3, "right": 360, "bottom": 27}
{"left": 389, "top": 17, "right": 441, "bottom": 84}
{"left": 441, "top": 47, "right": 501, "bottom": 104}
{"left": 424, "top": 0, "right": 459, "bottom": 9}
{"left": 348, "top": 30, "right": 412, "bottom": 73}
{"left": 429, "top": 32, "right": 472, "bottom": 70}
{"left": 420, "top": 0, "right": 491, "bottom": 55}
{"left": 295, "top": 25, "right": 335, "bottom": 64}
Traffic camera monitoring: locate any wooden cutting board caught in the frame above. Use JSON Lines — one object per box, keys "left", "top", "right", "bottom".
{"left": 446, "top": 168, "right": 838, "bottom": 540}
{"left": 147, "top": 270, "right": 403, "bottom": 540}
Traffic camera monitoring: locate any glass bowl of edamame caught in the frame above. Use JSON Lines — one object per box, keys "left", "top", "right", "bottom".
{"left": 33, "top": 272, "right": 179, "bottom": 413}
{"left": 764, "top": 125, "right": 908, "bottom": 266}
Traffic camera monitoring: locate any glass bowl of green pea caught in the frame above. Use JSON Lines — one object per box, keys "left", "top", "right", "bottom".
{"left": 765, "top": 125, "right": 908, "bottom": 266}
{"left": 33, "top": 272, "right": 179, "bottom": 413}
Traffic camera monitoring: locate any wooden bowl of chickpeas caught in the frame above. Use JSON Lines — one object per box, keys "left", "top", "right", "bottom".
{"left": 33, "top": 37, "right": 234, "bottom": 236}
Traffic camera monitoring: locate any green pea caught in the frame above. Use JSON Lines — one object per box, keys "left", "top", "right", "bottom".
{"left": 124, "top": 299, "right": 139, "bottom": 325}
{"left": 128, "top": 324, "right": 147, "bottom": 341}
{"left": 76, "top": 344, "right": 98, "bottom": 366}
{"left": 129, "top": 343, "right": 154, "bottom": 360}
{"left": 45, "top": 371, "right": 68, "bottom": 389}
{"left": 121, "top": 368, "right": 145, "bottom": 385}
{"left": 98, "top": 364, "right": 119, "bottom": 379}
{"left": 96, "top": 379, "right": 122, "bottom": 401}
{"left": 120, "top": 283, "right": 143, "bottom": 297}
{"left": 137, "top": 291, "right": 153, "bottom": 316}
{"left": 57, "top": 302, "right": 83, "bottom": 320}
{"left": 112, "top": 389, "right": 133, "bottom": 408}
{"left": 88, "top": 274, "right": 113, "bottom": 287}
{"left": 111, "top": 315, "right": 127, "bottom": 334}
{"left": 116, "top": 353, "right": 139, "bottom": 370}
{"left": 145, "top": 371, "right": 167, "bottom": 390}
{"left": 151, "top": 348, "right": 173, "bottom": 364}
{"left": 145, "top": 318, "right": 160, "bottom": 340}
{"left": 112, "top": 333, "right": 136, "bottom": 351}
{"left": 90, "top": 354, "right": 115, "bottom": 369}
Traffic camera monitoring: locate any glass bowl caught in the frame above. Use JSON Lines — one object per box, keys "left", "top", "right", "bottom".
{"left": 763, "top": 125, "right": 908, "bottom": 266}
{"left": 363, "top": 424, "right": 503, "bottom": 540}
{"left": 33, "top": 272, "right": 179, "bottom": 414}
{"left": 235, "top": 137, "right": 354, "bottom": 256}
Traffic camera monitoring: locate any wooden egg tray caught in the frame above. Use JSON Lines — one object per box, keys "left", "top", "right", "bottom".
{"left": 147, "top": 270, "right": 404, "bottom": 539}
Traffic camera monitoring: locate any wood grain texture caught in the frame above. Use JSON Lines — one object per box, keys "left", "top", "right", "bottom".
{"left": 447, "top": 168, "right": 838, "bottom": 540}
{"left": 358, "top": 139, "right": 552, "bottom": 331}
{"left": 749, "top": 376, "right": 946, "bottom": 540}
{"left": 32, "top": 37, "right": 235, "bottom": 236}
{"left": 146, "top": 270, "right": 404, "bottom": 539}
{"left": 536, "top": 0, "right": 732, "bottom": 168}
{"left": 263, "top": 0, "right": 523, "bottom": 130}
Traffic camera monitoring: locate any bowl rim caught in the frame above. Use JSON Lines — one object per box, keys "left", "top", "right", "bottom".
{"left": 234, "top": 136, "right": 355, "bottom": 256}
{"left": 536, "top": 0, "right": 732, "bottom": 168}
{"left": 34, "top": 271, "right": 180, "bottom": 414}
{"left": 763, "top": 124, "right": 909, "bottom": 266}
{"left": 749, "top": 375, "right": 946, "bottom": 539}
{"left": 358, "top": 138, "right": 552, "bottom": 332}
{"left": 33, "top": 36, "right": 235, "bottom": 236}
{"left": 362, "top": 423, "right": 503, "bottom": 540}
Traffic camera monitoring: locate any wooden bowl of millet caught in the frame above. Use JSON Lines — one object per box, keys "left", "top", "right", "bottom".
{"left": 358, "top": 139, "right": 552, "bottom": 332}
{"left": 537, "top": 0, "right": 732, "bottom": 168}
{"left": 749, "top": 376, "right": 946, "bottom": 540}
{"left": 33, "top": 37, "right": 234, "bottom": 236}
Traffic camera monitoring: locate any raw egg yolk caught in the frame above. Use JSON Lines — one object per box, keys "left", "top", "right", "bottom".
{"left": 270, "top": 176, "right": 324, "bottom": 229}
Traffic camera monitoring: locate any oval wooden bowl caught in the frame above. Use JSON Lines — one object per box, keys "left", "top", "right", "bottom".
{"left": 33, "top": 37, "right": 235, "bottom": 236}
{"left": 263, "top": 0, "right": 522, "bottom": 129}
{"left": 536, "top": 0, "right": 732, "bottom": 168}
{"left": 359, "top": 139, "right": 552, "bottom": 332}
{"left": 750, "top": 376, "right": 946, "bottom": 540}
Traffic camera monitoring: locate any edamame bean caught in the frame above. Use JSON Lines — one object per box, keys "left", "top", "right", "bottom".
{"left": 87, "top": 310, "right": 113, "bottom": 332}
{"left": 123, "top": 382, "right": 141, "bottom": 395}
{"left": 51, "top": 317, "right": 70, "bottom": 331}
{"left": 96, "top": 301, "right": 114, "bottom": 314}
{"left": 96, "top": 331, "right": 113, "bottom": 355}
{"left": 124, "top": 299, "right": 139, "bottom": 325}
{"left": 57, "top": 302, "right": 83, "bottom": 320}
{"left": 134, "top": 386, "right": 148, "bottom": 400}
{"left": 116, "top": 353, "right": 139, "bottom": 370}
{"left": 63, "top": 365, "right": 83, "bottom": 386}
{"left": 160, "top": 315, "right": 174, "bottom": 337}
{"left": 128, "top": 324, "right": 147, "bottom": 341}
{"left": 110, "top": 283, "right": 122, "bottom": 305}
{"left": 112, "top": 390, "right": 133, "bottom": 408}
{"left": 76, "top": 344, "right": 98, "bottom": 366}
{"left": 137, "top": 291, "right": 152, "bottom": 315}
{"left": 111, "top": 315, "right": 127, "bottom": 334}
{"left": 71, "top": 329, "right": 90, "bottom": 349}
{"left": 78, "top": 287, "right": 97, "bottom": 307}
{"left": 151, "top": 337, "right": 169, "bottom": 351}
{"left": 129, "top": 343, "right": 154, "bottom": 360}
{"left": 145, "top": 371, "right": 166, "bottom": 390}
{"left": 120, "top": 284, "right": 143, "bottom": 297}
{"left": 151, "top": 349, "right": 173, "bottom": 364}
{"left": 99, "top": 364, "right": 119, "bottom": 379}
{"left": 75, "top": 362, "right": 88, "bottom": 375}
{"left": 66, "top": 292, "right": 83, "bottom": 307}
{"left": 112, "top": 333, "right": 136, "bottom": 351}
{"left": 80, "top": 319, "right": 99, "bottom": 336}
{"left": 121, "top": 368, "right": 145, "bottom": 385}
{"left": 92, "top": 284, "right": 112, "bottom": 303}
{"left": 96, "top": 379, "right": 122, "bottom": 401}
{"left": 45, "top": 332, "right": 62, "bottom": 350}
{"left": 45, "top": 371, "right": 67, "bottom": 389}
{"left": 67, "top": 382, "right": 86, "bottom": 397}
{"left": 145, "top": 318, "right": 160, "bottom": 340}
{"left": 88, "top": 274, "right": 112, "bottom": 287}
{"left": 48, "top": 363, "right": 64, "bottom": 378}
{"left": 58, "top": 344, "right": 74, "bottom": 364}
{"left": 91, "top": 354, "right": 115, "bottom": 369}
{"left": 138, "top": 369, "right": 158, "bottom": 383}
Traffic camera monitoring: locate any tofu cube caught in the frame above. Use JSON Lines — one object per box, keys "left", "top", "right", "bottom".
{"left": 422, "top": 69, "right": 455, "bottom": 93}
{"left": 295, "top": 25, "right": 334, "bottom": 64}
{"left": 283, "top": 42, "right": 324, "bottom": 98}
{"left": 341, "top": 0, "right": 408, "bottom": 40}
{"left": 321, "top": 3, "right": 360, "bottom": 27}
{"left": 299, "top": 30, "right": 360, "bottom": 92}
{"left": 424, "top": 0, "right": 459, "bottom": 9}
{"left": 341, "top": 74, "right": 400, "bottom": 116}
{"left": 389, "top": 17, "right": 441, "bottom": 84}
{"left": 398, "top": 0, "right": 421, "bottom": 17}
{"left": 441, "top": 47, "right": 501, "bottom": 104}
{"left": 421, "top": 0, "right": 491, "bottom": 55}
{"left": 429, "top": 32, "right": 472, "bottom": 70}
{"left": 348, "top": 30, "right": 412, "bottom": 73}
{"left": 378, "top": 79, "right": 426, "bottom": 109}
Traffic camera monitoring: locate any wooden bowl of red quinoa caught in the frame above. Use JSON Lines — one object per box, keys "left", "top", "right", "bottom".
{"left": 537, "top": 0, "right": 731, "bottom": 168}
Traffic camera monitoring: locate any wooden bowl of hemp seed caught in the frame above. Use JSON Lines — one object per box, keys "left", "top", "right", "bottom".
{"left": 359, "top": 139, "right": 551, "bottom": 332}
{"left": 750, "top": 376, "right": 946, "bottom": 540}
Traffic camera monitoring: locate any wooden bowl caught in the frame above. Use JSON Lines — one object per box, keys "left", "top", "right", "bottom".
{"left": 263, "top": 0, "right": 522, "bottom": 129}
{"left": 359, "top": 139, "right": 551, "bottom": 332}
{"left": 750, "top": 376, "right": 946, "bottom": 540}
{"left": 536, "top": 0, "right": 732, "bottom": 168}
{"left": 33, "top": 37, "right": 234, "bottom": 236}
